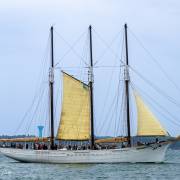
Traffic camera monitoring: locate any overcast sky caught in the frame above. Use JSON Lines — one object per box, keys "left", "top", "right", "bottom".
{"left": 0, "top": 0, "right": 180, "bottom": 137}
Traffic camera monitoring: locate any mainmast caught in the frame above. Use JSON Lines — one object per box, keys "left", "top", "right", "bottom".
{"left": 49, "top": 26, "right": 55, "bottom": 149}
{"left": 89, "top": 25, "right": 95, "bottom": 149}
{"left": 124, "top": 24, "right": 131, "bottom": 146}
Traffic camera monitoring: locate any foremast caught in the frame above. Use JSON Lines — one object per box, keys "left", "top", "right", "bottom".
{"left": 89, "top": 25, "right": 95, "bottom": 149}
{"left": 49, "top": 26, "right": 55, "bottom": 149}
{"left": 124, "top": 24, "right": 131, "bottom": 146}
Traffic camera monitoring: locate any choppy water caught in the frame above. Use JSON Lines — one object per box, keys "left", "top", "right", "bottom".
{"left": 0, "top": 149, "right": 180, "bottom": 180}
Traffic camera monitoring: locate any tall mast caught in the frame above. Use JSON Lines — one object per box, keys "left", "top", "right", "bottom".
{"left": 124, "top": 24, "right": 131, "bottom": 146}
{"left": 89, "top": 25, "right": 95, "bottom": 149}
{"left": 50, "top": 26, "right": 54, "bottom": 149}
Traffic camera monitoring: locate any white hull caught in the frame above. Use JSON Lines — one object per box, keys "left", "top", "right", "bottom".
{"left": 0, "top": 143, "right": 169, "bottom": 163}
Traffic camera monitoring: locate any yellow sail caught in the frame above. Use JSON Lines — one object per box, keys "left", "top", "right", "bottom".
{"left": 57, "top": 72, "right": 90, "bottom": 140}
{"left": 134, "top": 92, "right": 168, "bottom": 136}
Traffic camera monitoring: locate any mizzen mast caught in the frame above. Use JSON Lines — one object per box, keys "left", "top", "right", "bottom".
{"left": 89, "top": 25, "right": 95, "bottom": 149}
{"left": 124, "top": 24, "right": 131, "bottom": 146}
{"left": 49, "top": 26, "right": 55, "bottom": 149}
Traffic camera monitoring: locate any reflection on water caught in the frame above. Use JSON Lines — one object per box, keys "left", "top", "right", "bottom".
{"left": 0, "top": 149, "right": 180, "bottom": 180}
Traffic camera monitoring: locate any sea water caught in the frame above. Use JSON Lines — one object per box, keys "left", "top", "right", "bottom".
{"left": 0, "top": 149, "right": 180, "bottom": 180}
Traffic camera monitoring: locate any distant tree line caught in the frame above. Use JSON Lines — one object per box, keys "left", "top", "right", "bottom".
{"left": 0, "top": 134, "right": 35, "bottom": 139}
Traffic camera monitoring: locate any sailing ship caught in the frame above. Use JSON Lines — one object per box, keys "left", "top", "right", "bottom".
{"left": 0, "top": 24, "right": 178, "bottom": 163}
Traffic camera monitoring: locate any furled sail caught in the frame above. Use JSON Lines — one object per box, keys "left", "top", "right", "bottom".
{"left": 134, "top": 92, "right": 168, "bottom": 136}
{"left": 95, "top": 137, "right": 128, "bottom": 143}
{"left": 0, "top": 137, "right": 49, "bottom": 143}
{"left": 57, "top": 72, "right": 90, "bottom": 140}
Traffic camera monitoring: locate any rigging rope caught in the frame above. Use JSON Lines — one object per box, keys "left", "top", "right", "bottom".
{"left": 54, "top": 30, "right": 88, "bottom": 66}
{"left": 129, "top": 27, "right": 180, "bottom": 93}
{"left": 25, "top": 85, "right": 48, "bottom": 135}
{"left": 14, "top": 34, "right": 50, "bottom": 134}
{"left": 92, "top": 27, "right": 123, "bottom": 66}
{"left": 91, "top": 27, "right": 125, "bottom": 66}
{"left": 129, "top": 66, "right": 180, "bottom": 108}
